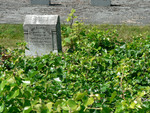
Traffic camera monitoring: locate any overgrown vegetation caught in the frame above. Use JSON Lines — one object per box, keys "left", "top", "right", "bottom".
{"left": 0, "top": 10, "right": 150, "bottom": 113}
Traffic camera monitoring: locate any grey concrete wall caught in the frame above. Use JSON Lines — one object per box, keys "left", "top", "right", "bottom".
{"left": 1, "top": 0, "right": 150, "bottom": 25}
{"left": 52, "top": 0, "right": 90, "bottom": 4}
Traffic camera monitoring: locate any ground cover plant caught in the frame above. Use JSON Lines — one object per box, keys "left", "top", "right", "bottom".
{"left": 0, "top": 10, "right": 150, "bottom": 113}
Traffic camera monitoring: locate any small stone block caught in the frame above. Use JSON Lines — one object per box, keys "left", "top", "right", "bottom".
{"left": 23, "top": 15, "right": 62, "bottom": 57}
{"left": 91, "top": 0, "right": 111, "bottom": 6}
{"left": 30, "top": 0, "right": 51, "bottom": 5}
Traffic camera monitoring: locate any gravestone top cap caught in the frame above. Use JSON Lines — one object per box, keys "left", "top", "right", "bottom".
{"left": 24, "top": 15, "right": 59, "bottom": 25}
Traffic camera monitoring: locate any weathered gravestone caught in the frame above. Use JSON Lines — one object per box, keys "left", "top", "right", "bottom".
{"left": 30, "top": 0, "right": 51, "bottom": 5}
{"left": 23, "top": 15, "right": 62, "bottom": 57}
{"left": 91, "top": 0, "right": 111, "bottom": 6}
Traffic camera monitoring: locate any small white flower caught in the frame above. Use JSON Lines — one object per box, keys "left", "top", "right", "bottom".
{"left": 117, "top": 72, "right": 121, "bottom": 76}
{"left": 54, "top": 78, "right": 61, "bottom": 82}
{"left": 22, "top": 81, "right": 31, "bottom": 84}
{"left": 134, "top": 100, "right": 137, "bottom": 104}
{"left": 24, "top": 106, "right": 30, "bottom": 110}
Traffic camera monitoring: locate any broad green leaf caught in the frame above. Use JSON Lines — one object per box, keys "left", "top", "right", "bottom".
{"left": 84, "top": 97, "right": 94, "bottom": 107}
{"left": 28, "top": 70, "right": 39, "bottom": 77}
{"left": 66, "top": 27, "right": 71, "bottom": 33}
{"left": 74, "top": 92, "right": 86, "bottom": 101}
{"left": 46, "top": 102, "right": 53, "bottom": 111}
{"left": 7, "top": 77, "right": 15, "bottom": 84}
{"left": 130, "top": 102, "right": 136, "bottom": 109}
{"left": 138, "top": 91, "right": 146, "bottom": 97}
{"left": 0, "top": 81, "right": 6, "bottom": 91}
{"left": 67, "top": 100, "right": 77, "bottom": 110}
{"left": 54, "top": 99, "right": 64, "bottom": 112}
{"left": 147, "top": 67, "right": 150, "bottom": 72}
{"left": 136, "top": 104, "right": 142, "bottom": 109}
{"left": 54, "top": 100, "right": 64, "bottom": 107}
{"left": 102, "top": 105, "right": 112, "bottom": 113}
{"left": 115, "top": 104, "right": 123, "bottom": 113}
{"left": 0, "top": 103, "right": 4, "bottom": 112}
{"left": 56, "top": 105, "right": 61, "bottom": 112}
{"left": 34, "top": 104, "right": 42, "bottom": 112}
{"left": 8, "top": 89, "right": 19, "bottom": 100}
{"left": 64, "top": 38, "right": 71, "bottom": 44}
{"left": 61, "top": 102, "right": 69, "bottom": 111}
{"left": 71, "top": 8, "right": 76, "bottom": 13}
{"left": 110, "top": 91, "right": 117, "bottom": 103}
{"left": 67, "top": 17, "right": 71, "bottom": 22}
{"left": 17, "top": 69, "right": 24, "bottom": 75}
{"left": 101, "top": 86, "right": 107, "bottom": 92}
{"left": 61, "top": 105, "right": 69, "bottom": 111}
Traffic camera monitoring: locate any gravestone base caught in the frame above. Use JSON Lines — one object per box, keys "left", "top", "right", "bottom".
{"left": 31, "top": 0, "right": 51, "bottom": 5}
{"left": 23, "top": 15, "right": 62, "bottom": 57}
{"left": 91, "top": 0, "right": 111, "bottom": 6}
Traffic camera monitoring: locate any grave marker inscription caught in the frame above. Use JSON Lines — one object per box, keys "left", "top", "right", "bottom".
{"left": 23, "top": 15, "right": 62, "bottom": 57}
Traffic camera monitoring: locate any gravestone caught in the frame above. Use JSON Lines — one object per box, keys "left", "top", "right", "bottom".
{"left": 23, "top": 15, "right": 62, "bottom": 57}
{"left": 30, "top": 0, "right": 51, "bottom": 5}
{"left": 91, "top": 0, "right": 111, "bottom": 6}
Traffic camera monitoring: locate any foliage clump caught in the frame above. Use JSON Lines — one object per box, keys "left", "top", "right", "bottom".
{"left": 0, "top": 9, "right": 150, "bottom": 113}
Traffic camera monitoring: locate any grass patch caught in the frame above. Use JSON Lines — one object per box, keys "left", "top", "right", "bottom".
{"left": 96, "top": 24, "right": 150, "bottom": 42}
{"left": 0, "top": 24, "right": 150, "bottom": 49}
{"left": 0, "top": 24, "right": 24, "bottom": 48}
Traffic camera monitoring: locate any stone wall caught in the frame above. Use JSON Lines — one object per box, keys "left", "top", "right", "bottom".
{"left": 1, "top": 0, "right": 90, "bottom": 4}
{"left": 52, "top": 0, "right": 90, "bottom": 4}
{"left": 1, "top": 0, "right": 150, "bottom": 25}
